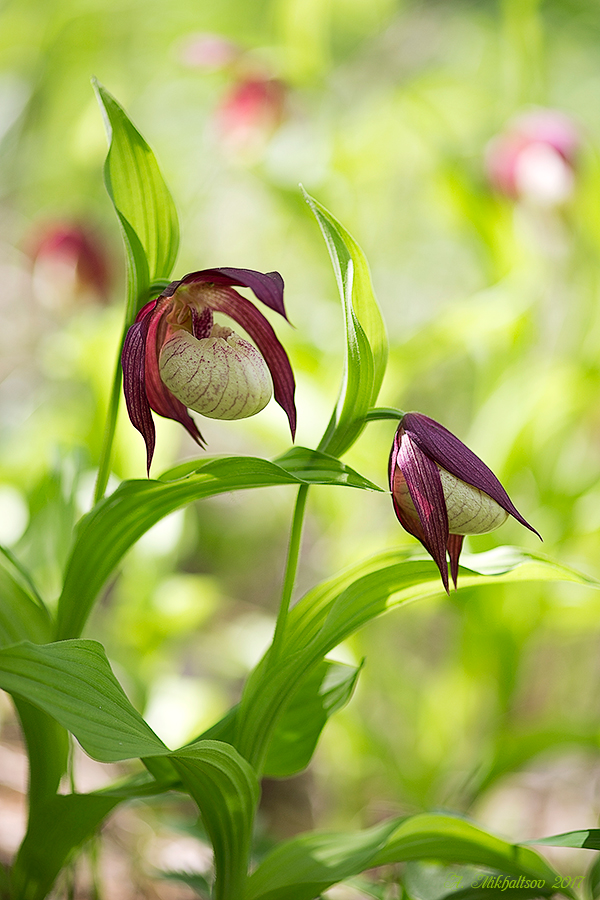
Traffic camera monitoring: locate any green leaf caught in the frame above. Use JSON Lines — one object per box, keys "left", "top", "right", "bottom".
{"left": 14, "top": 698, "right": 69, "bottom": 807}
{"left": 0, "top": 640, "right": 167, "bottom": 761}
{"left": 403, "top": 861, "right": 558, "bottom": 900}
{"left": 263, "top": 659, "right": 362, "bottom": 778}
{"left": 246, "top": 817, "right": 402, "bottom": 900}
{"left": 587, "top": 853, "right": 600, "bottom": 900}
{"left": 235, "top": 547, "right": 598, "bottom": 770}
{"left": 273, "top": 447, "right": 382, "bottom": 491}
{"left": 303, "top": 188, "right": 388, "bottom": 458}
{"left": 10, "top": 792, "right": 120, "bottom": 900}
{"left": 169, "top": 740, "right": 260, "bottom": 900}
{"left": 94, "top": 79, "right": 179, "bottom": 314}
{"left": 371, "top": 815, "right": 561, "bottom": 882}
{"left": 160, "top": 870, "right": 211, "bottom": 898}
{"left": 0, "top": 549, "right": 52, "bottom": 647}
{"left": 56, "top": 451, "right": 381, "bottom": 640}
{"left": 526, "top": 829, "right": 600, "bottom": 850}
{"left": 246, "top": 814, "right": 564, "bottom": 900}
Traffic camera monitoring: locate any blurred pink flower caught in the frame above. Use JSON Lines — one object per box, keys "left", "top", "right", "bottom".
{"left": 178, "top": 33, "right": 241, "bottom": 71}
{"left": 215, "top": 75, "right": 287, "bottom": 157}
{"left": 485, "top": 109, "right": 580, "bottom": 205}
{"left": 29, "top": 221, "right": 111, "bottom": 310}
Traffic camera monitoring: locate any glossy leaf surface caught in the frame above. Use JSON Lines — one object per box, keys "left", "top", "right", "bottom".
{"left": 263, "top": 658, "right": 361, "bottom": 778}
{"left": 246, "top": 813, "right": 563, "bottom": 900}
{"left": 303, "top": 188, "right": 388, "bottom": 458}
{"left": 11, "top": 792, "right": 120, "bottom": 900}
{"left": 94, "top": 80, "right": 179, "bottom": 305}
{"left": 170, "top": 740, "right": 260, "bottom": 900}
{"left": 235, "top": 547, "right": 598, "bottom": 770}
{"left": 56, "top": 450, "right": 381, "bottom": 640}
{"left": 0, "top": 549, "right": 52, "bottom": 647}
{"left": 526, "top": 828, "right": 600, "bottom": 850}
{"left": 0, "top": 640, "right": 167, "bottom": 760}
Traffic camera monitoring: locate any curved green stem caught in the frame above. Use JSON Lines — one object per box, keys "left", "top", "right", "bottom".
{"left": 93, "top": 338, "right": 125, "bottom": 504}
{"left": 268, "top": 483, "right": 310, "bottom": 667}
{"left": 365, "top": 406, "right": 405, "bottom": 423}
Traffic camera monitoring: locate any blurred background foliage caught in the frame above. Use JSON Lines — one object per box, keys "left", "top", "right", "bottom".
{"left": 2, "top": 0, "right": 600, "bottom": 892}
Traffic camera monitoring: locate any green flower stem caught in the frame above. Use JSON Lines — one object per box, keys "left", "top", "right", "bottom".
{"left": 365, "top": 407, "right": 405, "bottom": 423}
{"left": 268, "top": 483, "right": 310, "bottom": 668}
{"left": 93, "top": 336, "right": 125, "bottom": 504}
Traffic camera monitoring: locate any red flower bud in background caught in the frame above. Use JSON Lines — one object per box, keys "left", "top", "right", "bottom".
{"left": 215, "top": 74, "right": 287, "bottom": 158}
{"left": 485, "top": 109, "right": 580, "bottom": 205}
{"left": 389, "top": 413, "right": 541, "bottom": 592}
{"left": 122, "top": 267, "right": 296, "bottom": 472}
{"left": 28, "top": 221, "right": 111, "bottom": 310}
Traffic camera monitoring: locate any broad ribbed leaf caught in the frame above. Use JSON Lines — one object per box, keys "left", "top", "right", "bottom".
{"left": 246, "top": 817, "right": 402, "bottom": 900}
{"left": 0, "top": 548, "right": 52, "bottom": 647}
{"left": 11, "top": 792, "right": 120, "bottom": 900}
{"left": 56, "top": 451, "right": 381, "bottom": 640}
{"left": 246, "top": 814, "right": 564, "bottom": 900}
{"left": 235, "top": 547, "right": 598, "bottom": 770}
{"left": 0, "top": 555, "right": 69, "bottom": 814}
{"left": 263, "top": 659, "right": 361, "bottom": 778}
{"left": 303, "top": 188, "right": 388, "bottom": 458}
{"left": 371, "top": 815, "right": 562, "bottom": 881}
{"left": 94, "top": 80, "right": 178, "bottom": 302}
{"left": 169, "top": 740, "right": 260, "bottom": 900}
{"left": 0, "top": 640, "right": 167, "bottom": 761}
{"left": 14, "top": 698, "right": 69, "bottom": 807}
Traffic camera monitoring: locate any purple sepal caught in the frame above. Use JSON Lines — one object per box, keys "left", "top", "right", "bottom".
{"left": 121, "top": 317, "right": 155, "bottom": 475}
{"left": 447, "top": 533, "right": 464, "bottom": 590}
{"left": 392, "top": 428, "right": 451, "bottom": 592}
{"left": 163, "top": 268, "right": 289, "bottom": 321}
{"left": 402, "top": 412, "right": 541, "bottom": 539}
{"left": 206, "top": 287, "right": 296, "bottom": 438}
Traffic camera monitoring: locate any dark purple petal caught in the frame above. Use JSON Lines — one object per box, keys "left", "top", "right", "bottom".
{"left": 447, "top": 533, "right": 464, "bottom": 590}
{"left": 204, "top": 286, "right": 296, "bottom": 439}
{"left": 144, "top": 302, "right": 206, "bottom": 451}
{"left": 122, "top": 317, "right": 155, "bottom": 475}
{"left": 166, "top": 268, "right": 289, "bottom": 321}
{"left": 393, "top": 426, "right": 451, "bottom": 592}
{"left": 134, "top": 297, "right": 160, "bottom": 323}
{"left": 402, "top": 412, "right": 541, "bottom": 540}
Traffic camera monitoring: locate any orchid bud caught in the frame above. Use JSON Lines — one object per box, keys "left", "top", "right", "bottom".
{"left": 437, "top": 467, "right": 509, "bottom": 534}
{"left": 159, "top": 324, "right": 273, "bottom": 420}
{"left": 394, "top": 464, "right": 509, "bottom": 538}
{"left": 389, "top": 412, "right": 540, "bottom": 591}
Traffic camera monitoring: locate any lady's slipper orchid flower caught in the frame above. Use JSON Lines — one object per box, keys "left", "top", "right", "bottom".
{"left": 122, "top": 267, "right": 296, "bottom": 472}
{"left": 485, "top": 109, "right": 579, "bottom": 205}
{"left": 389, "top": 412, "right": 540, "bottom": 592}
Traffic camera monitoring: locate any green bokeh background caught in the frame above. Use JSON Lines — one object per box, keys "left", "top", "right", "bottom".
{"left": 2, "top": 0, "right": 600, "bottom": 885}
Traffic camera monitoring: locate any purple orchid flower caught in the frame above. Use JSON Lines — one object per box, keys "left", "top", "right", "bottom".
{"left": 389, "top": 412, "right": 541, "bottom": 592}
{"left": 122, "top": 267, "right": 296, "bottom": 472}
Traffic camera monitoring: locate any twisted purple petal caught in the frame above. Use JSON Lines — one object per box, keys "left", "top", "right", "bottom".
{"left": 390, "top": 425, "right": 451, "bottom": 592}
{"left": 202, "top": 286, "right": 296, "bottom": 439}
{"left": 447, "top": 533, "right": 465, "bottom": 590}
{"left": 164, "top": 268, "right": 289, "bottom": 321}
{"left": 122, "top": 315, "right": 155, "bottom": 474}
